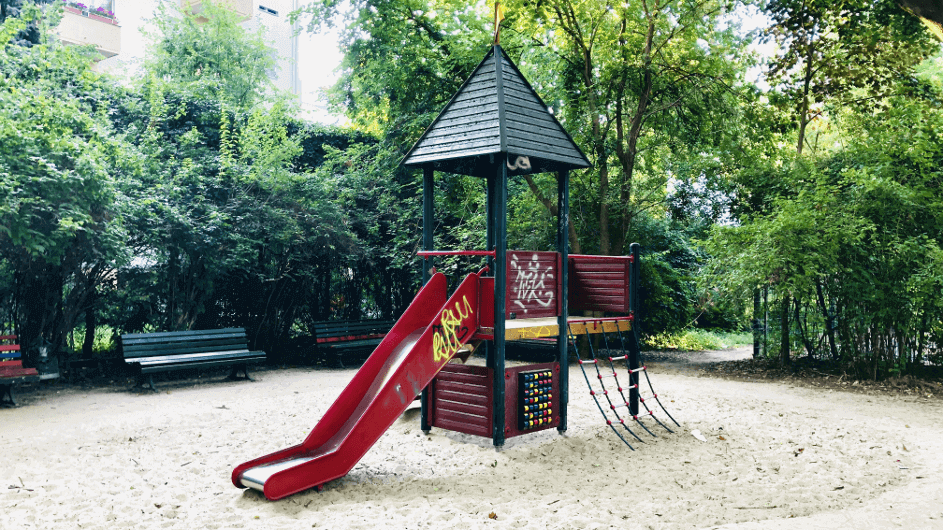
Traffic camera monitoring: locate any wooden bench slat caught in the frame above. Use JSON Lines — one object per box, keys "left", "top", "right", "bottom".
{"left": 131, "top": 350, "right": 264, "bottom": 366}
{"left": 121, "top": 331, "right": 247, "bottom": 346}
{"left": 139, "top": 357, "right": 263, "bottom": 374}
{"left": 121, "top": 328, "right": 246, "bottom": 340}
{"left": 122, "top": 339, "right": 249, "bottom": 358}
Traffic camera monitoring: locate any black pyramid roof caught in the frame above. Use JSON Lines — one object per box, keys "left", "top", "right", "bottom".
{"left": 401, "top": 46, "right": 591, "bottom": 177}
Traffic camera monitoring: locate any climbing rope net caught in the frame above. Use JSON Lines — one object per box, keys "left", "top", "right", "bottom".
{"left": 568, "top": 320, "right": 679, "bottom": 449}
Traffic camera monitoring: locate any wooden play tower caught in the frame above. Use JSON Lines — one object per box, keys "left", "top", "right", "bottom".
{"left": 402, "top": 45, "right": 642, "bottom": 447}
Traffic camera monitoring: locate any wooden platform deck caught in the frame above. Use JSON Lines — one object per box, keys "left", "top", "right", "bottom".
{"left": 476, "top": 317, "right": 631, "bottom": 341}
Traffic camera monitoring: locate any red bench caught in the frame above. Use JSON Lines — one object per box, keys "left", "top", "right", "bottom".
{"left": 0, "top": 335, "right": 40, "bottom": 407}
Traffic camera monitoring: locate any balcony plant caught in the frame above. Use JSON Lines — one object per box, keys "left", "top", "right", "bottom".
{"left": 65, "top": 2, "right": 118, "bottom": 24}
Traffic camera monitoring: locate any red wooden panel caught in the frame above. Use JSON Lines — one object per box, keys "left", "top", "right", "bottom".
{"left": 434, "top": 400, "right": 490, "bottom": 417}
{"left": 435, "top": 416, "right": 491, "bottom": 437}
{"left": 570, "top": 262, "right": 626, "bottom": 272}
{"left": 569, "top": 255, "right": 631, "bottom": 313}
{"left": 431, "top": 363, "right": 493, "bottom": 437}
{"left": 435, "top": 389, "right": 490, "bottom": 407}
{"left": 506, "top": 251, "right": 561, "bottom": 319}
{"left": 479, "top": 276, "right": 495, "bottom": 328}
{"left": 504, "top": 362, "right": 560, "bottom": 439}
{"left": 434, "top": 368, "right": 490, "bottom": 386}
{"left": 434, "top": 379, "right": 489, "bottom": 395}
{"left": 0, "top": 345, "right": 20, "bottom": 352}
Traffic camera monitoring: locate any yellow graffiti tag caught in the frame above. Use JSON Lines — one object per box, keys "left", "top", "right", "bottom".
{"left": 432, "top": 296, "right": 475, "bottom": 363}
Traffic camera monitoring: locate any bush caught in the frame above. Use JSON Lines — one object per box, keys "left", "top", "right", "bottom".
{"left": 643, "top": 329, "right": 752, "bottom": 351}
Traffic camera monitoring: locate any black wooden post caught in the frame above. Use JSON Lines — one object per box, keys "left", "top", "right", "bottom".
{"left": 421, "top": 166, "right": 434, "bottom": 433}
{"left": 492, "top": 156, "right": 508, "bottom": 447}
{"left": 484, "top": 171, "right": 496, "bottom": 369}
{"left": 556, "top": 170, "right": 569, "bottom": 434}
{"left": 628, "top": 242, "right": 641, "bottom": 417}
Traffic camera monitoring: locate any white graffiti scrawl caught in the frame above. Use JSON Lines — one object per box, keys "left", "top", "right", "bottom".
{"left": 510, "top": 253, "right": 555, "bottom": 314}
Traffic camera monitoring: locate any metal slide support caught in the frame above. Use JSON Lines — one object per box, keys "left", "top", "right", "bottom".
{"left": 421, "top": 167, "right": 434, "bottom": 433}
{"left": 556, "top": 170, "right": 569, "bottom": 434}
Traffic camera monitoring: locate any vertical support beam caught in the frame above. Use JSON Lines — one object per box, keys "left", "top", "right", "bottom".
{"left": 421, "top": 167, "right": 434, "bottom": 433}
{"left": 492, "top": 44, "right": 508, "bottom": 448}
{"left": 556, "top": 171, "right": 569, "bottom": 434}
{"left": 628, "top": 242, "right": 641, "bottom": 417}
{"left": 484, "top": 171, "right": 496, "bottom": 369}
{"left": 421, "top": 167, "right": 435, "bottom": 286}
{"left": 492, "top": 156, "right": 508, "bottom": 447}
{"left": 753, "top": 289, "right": 761, "bottom": 359}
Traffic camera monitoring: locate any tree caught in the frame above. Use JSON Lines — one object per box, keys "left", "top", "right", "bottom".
{"left": 0, "top": 7, "right": 134, "bottom": 368}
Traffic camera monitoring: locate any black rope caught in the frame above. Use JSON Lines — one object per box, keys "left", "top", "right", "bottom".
{"left": 616, "top": 326, "right": 680, "bottom": 429}
{"left": 567, "top": 323, "right": 635, "bottom": 450}
{"left": 599, "top": 328, "right": 659, "bottom": 437}
{"left": 585, "top": 326, "right": 648, "bottom": 442}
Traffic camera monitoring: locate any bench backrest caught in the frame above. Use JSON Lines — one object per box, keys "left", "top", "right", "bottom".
{"left": 0, "top": 334, "right": 20, "bottom": 361}
{"left": 121, "top": 328, "right": 250, "bottom": 359}
{"left": 312, "top": 321, "right": 394, "bottom": 343}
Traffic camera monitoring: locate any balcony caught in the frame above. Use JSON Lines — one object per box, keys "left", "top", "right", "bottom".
{"left": 57, "top": 6, "right": 120, "bottom": 59}
{"left": 181, "top": 0, "right": 253, "bottom": 23}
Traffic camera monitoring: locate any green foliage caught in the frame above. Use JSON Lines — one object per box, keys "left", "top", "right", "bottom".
{"left": 706, "top": 62, "right": 943, "bottom": 376}
{"left": 0, "top": 7, "right": 134, "bottom": 365}
{"left": 142, "top": 0, "right": 276, "bottom": 109}
{"left": 644, "top": 329, "right": 752, "bottom": 351}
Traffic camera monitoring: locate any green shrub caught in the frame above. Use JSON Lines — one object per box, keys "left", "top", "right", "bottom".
{"left": 643, "top": 329, "right": 752, "bottom": 351}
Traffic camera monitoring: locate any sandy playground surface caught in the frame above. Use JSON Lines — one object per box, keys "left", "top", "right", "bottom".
{"left": 2, "top": 347, "right": 942, "bottom": 530}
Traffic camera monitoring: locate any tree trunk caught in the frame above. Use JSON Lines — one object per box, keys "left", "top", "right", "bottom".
{"left": 82, "top": 294, "right": 97, "bottom": 358}
{"left": 815, "top": 279, "right": 839, "bottom": 360}
{"left": 780, "top": 293, "right": 791, "bottom": 366}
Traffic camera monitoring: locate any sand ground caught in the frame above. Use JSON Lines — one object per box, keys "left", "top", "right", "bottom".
{"left": 2, "top": 348, "right": 941, "bottom": 529}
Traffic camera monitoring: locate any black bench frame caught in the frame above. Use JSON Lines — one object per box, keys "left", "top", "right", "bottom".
{"left": 313, "top": 320, "right": 395, "bottom": 368}
{"left": 1, "top": 335, "right": 40, "bottom": 407}
{"left": 121, "top": 328, "right": 265, "bottom": 391}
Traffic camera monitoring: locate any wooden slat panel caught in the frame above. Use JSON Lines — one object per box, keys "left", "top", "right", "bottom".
{"left": 506, "top": 140, "right": 589, "bottom": 166}
{"left": 433, "top": 370, "right": 490, "bottom": 386}
{"left": 571, "top": 273, "right": 625, "bottom": 282}
{"left": 573, "top": 282, "right": 628, "bottom": 292}
{"left": 433, "top": 400, "right": 490, "bottom": 417}
{"left": 434, "top": 379, "right": 489, "bottom": 395}
{"left": 0, "top": 345, "right": 20, "bottom": 352}
{"left": 433, "top": 416, "right": 491, "bottom": 437}
{"left": 410, "top": 136, "right": 501, "bottom": 157}
{"left": 434, "top": 388, "right": 490, "bottom": 407}
{"left": 407, "top": 147, "right": 499, "bottom": 165}
{"left": 424, "top": 118, "right": 500, "bottom": 137}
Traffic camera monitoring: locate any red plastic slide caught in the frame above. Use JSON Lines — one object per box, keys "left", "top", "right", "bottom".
{"left": 232, "top": 271, "right": 481, "bottom": 500}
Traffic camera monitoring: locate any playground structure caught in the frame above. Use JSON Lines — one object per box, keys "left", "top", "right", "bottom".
{"left": 232, "top": 45, "right": 676, "bottom": 500}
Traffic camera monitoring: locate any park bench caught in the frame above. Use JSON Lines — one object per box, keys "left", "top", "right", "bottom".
{"left": 313, "top": 320, "right": 395, "bottom": 368}
{"left": 120, "top": 328, "right": 265, "bottom": 391}
{"left": 0, "top": 335, "right": 40, "bottom": 407}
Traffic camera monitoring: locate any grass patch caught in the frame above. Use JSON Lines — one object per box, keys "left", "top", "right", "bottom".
{"left": 643, "top": 329, "right": 752, "bottom": 351}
